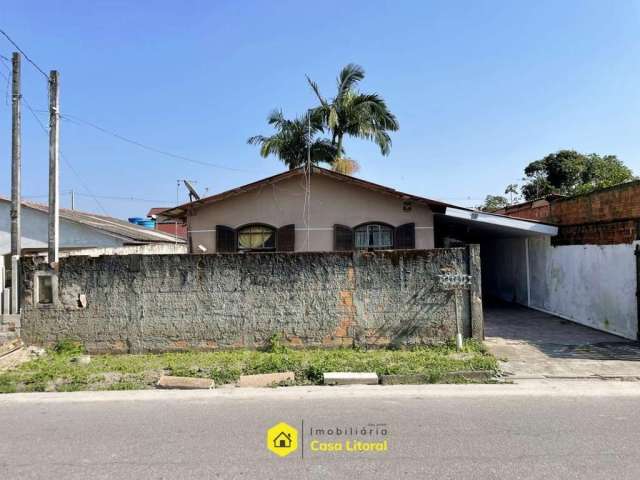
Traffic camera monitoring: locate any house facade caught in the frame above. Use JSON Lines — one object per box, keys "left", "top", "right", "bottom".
{"left": 161, "top": 167, "right": 450, "bottom": 254}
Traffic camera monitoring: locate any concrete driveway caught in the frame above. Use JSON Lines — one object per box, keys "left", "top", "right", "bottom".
{"left": 484, "top": 301, "right": 640, "bottom": 379}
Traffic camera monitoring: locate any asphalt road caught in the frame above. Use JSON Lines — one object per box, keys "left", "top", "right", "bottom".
{"left": 1, "top": 382, "right": 640, "bottom": 480}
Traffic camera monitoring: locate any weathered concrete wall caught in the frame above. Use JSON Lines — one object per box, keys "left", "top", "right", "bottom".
{"left": 20, "top": 248, "right": 482, "bottom": 353}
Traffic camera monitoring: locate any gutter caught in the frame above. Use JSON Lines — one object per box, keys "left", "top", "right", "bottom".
{"left": 444, "top": 207, "right": 559, "bottom": 236}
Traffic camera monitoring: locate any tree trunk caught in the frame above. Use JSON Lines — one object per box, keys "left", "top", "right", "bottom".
{"left": 335, "top": 134, "right": 344, "bottom": 161}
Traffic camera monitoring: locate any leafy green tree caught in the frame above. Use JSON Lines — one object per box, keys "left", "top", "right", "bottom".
{"left": 521, "top": 150, "right": 634, "bottom": 200}
{"left": 307, "top": 64, "right": 399, "bottom": 160}
{"left": 479, "top": 195, "right": 509, "bottom": 212}
{"left": 575, "top": 154, "right": 635, "bottom": 194}
{"left": 247, "top": 110, "right": 340, "bottom": 169}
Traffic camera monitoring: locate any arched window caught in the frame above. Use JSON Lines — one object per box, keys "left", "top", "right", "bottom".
{"left": 237, "top": 224, "right": 276, "bottom": 252}
{"left": 354, "top": 223, "right": 393, "bottom": 250}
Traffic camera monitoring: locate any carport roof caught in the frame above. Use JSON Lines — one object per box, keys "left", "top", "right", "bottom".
{"left": 441, "top": 207, "right": 558, "bottom": 237}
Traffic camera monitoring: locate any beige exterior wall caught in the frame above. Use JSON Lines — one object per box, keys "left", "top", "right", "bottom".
{"left": 188, "top": 174, "right": 434, "bottom": 252}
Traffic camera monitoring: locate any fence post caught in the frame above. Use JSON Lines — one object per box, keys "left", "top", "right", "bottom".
{"left": 0, "top": 255, "right": 4, "bottom": 314}
{"left": 635, "top": 244, "right": 640, "bottom": 341}
{"left": 10, "top": 255, "right": 19, "bottom": 314}
{"left": 468, "top": 244, "right": 484, "bottom": 340}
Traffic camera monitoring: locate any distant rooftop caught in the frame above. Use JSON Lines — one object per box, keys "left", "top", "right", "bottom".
{"left": 0, "top": 196, "right": 185, "bottom": 244}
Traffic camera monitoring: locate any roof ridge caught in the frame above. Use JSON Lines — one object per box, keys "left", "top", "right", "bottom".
{"left": 160, "top": 166, "right": 455, "bottom": 218}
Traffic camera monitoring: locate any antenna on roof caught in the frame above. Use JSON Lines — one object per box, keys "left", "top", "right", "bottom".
{"left": 183, "top": 180, "right": 201, "bottom": 202}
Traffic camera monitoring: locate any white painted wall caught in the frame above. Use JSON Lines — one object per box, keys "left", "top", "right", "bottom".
{"left": 0, "top": 202, "right": 123, "bottom": 255}
{"left": 484, "top": 235, "right": 638, "bottom": 340}
{"left": 528, "top": 236, "right": 638, "bottom": 340}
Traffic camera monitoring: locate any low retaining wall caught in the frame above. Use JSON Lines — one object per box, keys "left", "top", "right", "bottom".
{"left": 20, "top": 247, "right": 483, "bottom": 353}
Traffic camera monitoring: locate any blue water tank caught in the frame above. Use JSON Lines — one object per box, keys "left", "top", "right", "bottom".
{"left": 138, "top": 219, "right": 156, "bottom": 229}
{"left": 128, "top": 217, "right": 144, "bottom": 224}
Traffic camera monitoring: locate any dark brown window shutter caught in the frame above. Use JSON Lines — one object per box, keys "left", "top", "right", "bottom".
{"left": 216, "top": 225, "right": 237, "bottom": 252}
{"left": 394, "top": 223, "right": 415, "bottom": 249}
{"left": 334, "top": 224, "right": 354, "bottom": 251}
{"left": 277, "top": 224, "right": 295, "bottom": 252}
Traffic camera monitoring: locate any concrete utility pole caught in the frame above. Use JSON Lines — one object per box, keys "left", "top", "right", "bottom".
{"left": 10, "top": 52, "right": 21, "bottom": 258}
{"left": 48, "top": 70, "right": 60, "bottom": 264}
{"left": 70, "top": 189, "right": 75, "bottom": 210}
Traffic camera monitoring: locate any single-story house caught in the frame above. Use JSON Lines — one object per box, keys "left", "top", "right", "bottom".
{"left": 0, "top": 196, "right": 187, "bottom": 258}
{"left": 160, "top": 166, "right": 556, "bottom": 255}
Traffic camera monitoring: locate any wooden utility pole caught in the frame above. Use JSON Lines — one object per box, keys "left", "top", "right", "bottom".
{"left": 48, "top": 70, "right": 60, "bottom": 264}
{"left": 10, "top": 52, "right": 21, "bottom": 258}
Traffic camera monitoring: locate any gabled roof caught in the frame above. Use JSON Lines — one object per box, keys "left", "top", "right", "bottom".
{"left": 147, "top": 207, "right": 169, "bottom": 218}
{"left": 0, "top": 196, "right": 185, "bottom": 244}
{"left": 159, "top": 166, "right": 454, "bottom": 219}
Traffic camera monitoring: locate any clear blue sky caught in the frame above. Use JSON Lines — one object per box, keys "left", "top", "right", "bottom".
{"left": 1, "top": 0, "right": 639, "bottom": 218}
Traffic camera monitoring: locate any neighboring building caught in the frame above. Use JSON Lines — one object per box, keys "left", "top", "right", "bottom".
{"left": 487, "top": 181, "right": 640, "bottom": 340}
{"left": 493, "top": 194, "right": 565, "bottom": 222}
{"left": 146, "top": 207, "right": 187, "bottom": 239}
{"left": 0, "top": 196, "right": 187, "bottom": 257}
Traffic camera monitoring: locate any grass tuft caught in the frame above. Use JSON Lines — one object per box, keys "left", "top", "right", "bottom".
{"left": 0, "top": 339, "right": 498, "bottom": 393}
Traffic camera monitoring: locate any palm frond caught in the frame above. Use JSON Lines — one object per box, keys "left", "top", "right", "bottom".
{"left": 247, "top": 135, "right": 266, "bottom": 145}
{"left": 266, "top": 109, "right": 287, "bottom": 128}
{"left": 337, "top": 63, "right": 365, "bottom": 97}
{"left": 248, "top": 110, "right": 337, "bottom": 169}
{"left": 306, "top": 75, "right": 328, "bottom": 106}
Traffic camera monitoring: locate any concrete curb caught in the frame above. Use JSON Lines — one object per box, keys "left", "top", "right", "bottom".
{"left": 157, "top": 375, "right": 214, "bottom": 389}
{"left": 238, "top": 372, "right": 295, "bottom": 387}
{"left": 381, "top": 371, "right": 494, "bottom": 385}
{"left": 3, "top": 380, "right": 640, "bottom": 404}
{"left": 323, "top": 372, "right": 378, "bottom": 385}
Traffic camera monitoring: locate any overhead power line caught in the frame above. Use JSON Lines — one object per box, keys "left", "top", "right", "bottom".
{"left": 5, "top": 69, "right": 111, "bottom": 216}
{"left": 61, "top": 113, "right": 251, "bottom": 172}
{"left": 0, "top": 29, "right": 49, "bottom": 80}
{"left": 23, "top": 192, "right": 173, "bottom": 204}
{"left": 75, "top": 193, "right": 174, "bottom": 203}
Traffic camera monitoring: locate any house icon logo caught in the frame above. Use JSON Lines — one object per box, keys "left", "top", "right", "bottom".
{"left": 267, "top": 422, "right": 298, "bottom": 457}
{"left": 274, "top": 431, "right": 292, "bottom": 448}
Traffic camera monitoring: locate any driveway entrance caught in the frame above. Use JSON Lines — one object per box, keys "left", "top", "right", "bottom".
{"left": 485, "top": 301, "right": 640, "bottom": 379}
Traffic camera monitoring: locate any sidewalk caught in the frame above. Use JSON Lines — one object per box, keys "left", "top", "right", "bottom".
{"left": 2, "top": 380, "right": 640, "bottom": 404}
{"left": 484, "top": 302, "right": 640, "bottom": 379}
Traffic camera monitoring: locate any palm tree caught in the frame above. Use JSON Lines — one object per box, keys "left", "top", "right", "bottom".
{"left": 248, "top": 110, "right": 340, "bottom": 169}
{"left": 306, "top": 64, "right": 399, "bottom": 161}
{"left": 504, "top": 184, "right": 519, "bottom": 204}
